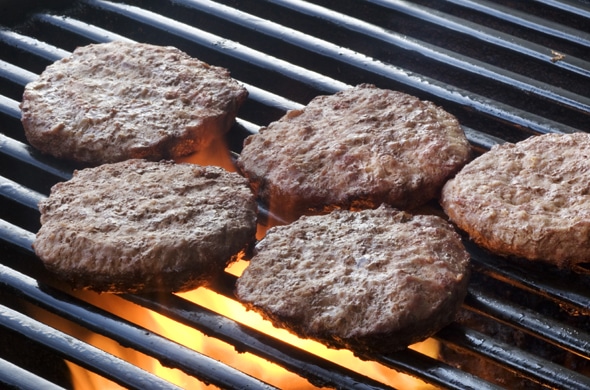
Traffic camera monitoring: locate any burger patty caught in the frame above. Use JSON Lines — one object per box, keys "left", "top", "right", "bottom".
{"left": 21, "top": 41, "right": 248, "bottom": 166}
{"left": 235, "top": 205, "right": 471, "bottom": 354}
{"left": 236, "top": 84, "right": 471, "bottom": 220}
{"left": 34, "top": 159, "right": 258, "bottom": 293}
{"left": 441, "top": 132, "right": 590, "bottom": 268}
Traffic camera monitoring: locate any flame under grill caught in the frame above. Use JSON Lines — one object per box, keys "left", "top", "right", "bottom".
{"left": 1, "top": 0, "right": 590, "bottom": 389}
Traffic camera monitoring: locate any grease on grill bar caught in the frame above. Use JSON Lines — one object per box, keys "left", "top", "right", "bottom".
{"left": 1, "top": 0, "right": 590, "bottom": 389}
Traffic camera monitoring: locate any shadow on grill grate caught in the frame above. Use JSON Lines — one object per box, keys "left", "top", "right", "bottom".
{"left": 1, "top": 0, "right": 590, "bottom": 389}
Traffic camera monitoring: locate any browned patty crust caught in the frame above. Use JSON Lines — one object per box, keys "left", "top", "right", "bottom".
{"left": 34, "top": 159, "right": 258, "bottom": 293}
{"left": 21, "top": 41, "right": 248, "bottom": 166}
{"left": 235, "top": 205, "right": 471, "bottom": 354}
{"left": 441, "top": 132, "right": 590, "bottom": 268}
{"left": 236, "top": 84, "right": 471, "bottom": 218}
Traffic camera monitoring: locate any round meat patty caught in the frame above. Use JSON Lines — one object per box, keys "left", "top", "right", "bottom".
{"left": 235, "top": 205, "right": 471, "bottom": 354}
{"left": 21, "top": 41, "right": 248, "bottom": 166}
{"left": 441, "top": 132, "right": 590, "bottom": 268}
{"left": 236, "top": 84, "right": 471, "bottom": 220}
{"left": 34, "top": 159, "right": 258, "bottom": 293}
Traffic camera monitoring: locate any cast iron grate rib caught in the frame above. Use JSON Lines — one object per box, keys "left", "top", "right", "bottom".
{"left": 1, "top": 0, "right": 590, "bottom": 388}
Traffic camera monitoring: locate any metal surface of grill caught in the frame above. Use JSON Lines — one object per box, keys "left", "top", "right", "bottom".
{"left": 1, "top": 0, "right": 590, "bottom": 389}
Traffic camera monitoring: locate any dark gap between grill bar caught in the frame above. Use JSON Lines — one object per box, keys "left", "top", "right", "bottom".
{"left": 436, "top": 323, "right": 590, "bottom": 390}
{"left": 0, "top": 219, "right": 500, "bottom": 390}
{"left": 0, "top": 4, "right": 564, "bottom": 156}
{"left": 125, "top": 293, "right": 398, "bottom": 390}
{"left": 2, "top": 0, "right": 590, "bottom": 388}
{"left": 75, "top": 0, "right": 582, "bottom": 140}
{"left": 0, "top": 29, "right": 69, "bottom": 85}
{"left": 465, "top": 286, "right": 590, "bottom": 360}
{"left": 0, "top": 180, "right": 501, "bottom": 389}
{"left": 1, "top": 35, "right": 590, "bottom": 390}
{"left": 362, "top": 0, "right": 590, "bottom": 79}
{"left": 8, "top": 174, "right": 590, "bottom": 358}
{"left": 0, "top": 60, "right": 38, "bottom": 100}
{"left": 536, "top": 0, "right": 590, "bottom": 20}
{"left": 0, "top": 253, "right": 279, "bottom": 390}
{"left": 0, "top": 304, "right": 182, "bottom": 390}
{"left": 444, "top": 0, "right": 590, "bottom": 48}
{"left": 195, "top": 0, "right": 590, "bottom": 126}
{"left": 464, "top": 239, "right": 590, "bottom": 314}
{"left": 0, "top": 131, "right": 64, "bottom": 181}
{"left": 0, "top": 356, "right": 66, "bottom": 390}
{"left": 2, "top": 168, "right": 588, "bottom": 390}
{"left": 4, "top": 117, "right": 579, "bottom": 362}
{"left": 0, "top": 47, "right": 499, "bottom": 156}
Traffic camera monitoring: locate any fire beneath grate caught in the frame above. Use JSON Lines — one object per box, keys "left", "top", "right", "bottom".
{"left": 1, "top": 0, "right": 590, "bottom": 389}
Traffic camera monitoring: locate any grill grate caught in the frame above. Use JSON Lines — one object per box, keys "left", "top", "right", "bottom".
{"left": 1, "top": 0, "right": 590, "bottom": 389}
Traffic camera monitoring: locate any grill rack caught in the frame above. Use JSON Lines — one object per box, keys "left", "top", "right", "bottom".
{"left": 1, "top": 0, "right": 590, "bottom": 388}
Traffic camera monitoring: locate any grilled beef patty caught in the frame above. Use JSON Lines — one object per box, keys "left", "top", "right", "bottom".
{"left": 441, "top": 132, "right": 590, "bottom": 268}
{"left": 235, "top": 205, "right": 471, "bottom": 354}
{"left": 21, "top": 41, "right": 248, "bottom": 166}
{"left": 236, "top": 84, "right": 471, "bottom": 220}
{"left": 34, "top": 159, "right": 258, "bottom": 293}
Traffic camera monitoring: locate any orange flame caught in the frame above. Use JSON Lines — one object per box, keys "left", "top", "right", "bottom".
{"left": 33, "top": 135, "right": 439, "bottom": 389}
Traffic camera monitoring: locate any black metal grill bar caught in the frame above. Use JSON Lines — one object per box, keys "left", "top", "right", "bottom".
{"left": 0, "top": 61, "right": 36, "bottom": 90}
{"left": 0, "top": 133, "right": 72, "bottom": 182}
{"left": 0, "top": 25, "right": 501, "bottom": 152}
{"left": 460, "top": 126, "right": 504, "bottom": 152}
{"left": 0, "top": 303, "right": 181, "bottom": 390}
{"left": 0, "top": 356, "right": 66, "bottom": 390}
{"left": 0, "top": 175, "right": 44, "bottom": 211}
{"left": 84, "top": 0, "right": 347, "bottom": 97}
{"left": 465, "top": 285, "right": 590, "bottom": 360}
{"left": 437, "top": 323, "right": 590, "bottom": 390}
{"left": 364, "top": 0, "right": 590, "bottom": 79}
{"left": 536, "top": 0, "right": 590, "bottom": 19}
{"left": 251, "top": 0, "right": 590, "bottom": 115}
{"left": 465, "top": 239, "right": 590, "bottom": 314}
{"left": 0, "top": 213, "right": 500, "bottom": 390}
{"left": 2, "top": 141, "right": 585, "bottom": 381}
{"left": 373, "top": 349, "right": 501, "bottom": 390}
{"left": 447, "top": 0, "right": 590, "bottom": 48}
{"left": 0, "top": 248, "right": 279, "bottom": 390}
{"left": 239, "top": 83, "right": 303, "bottom": 118}
{"left": 26, "top": 13, "right": 303, "bottom": 119}
{"left": 126, "top": 294, "right": 397, "bottom": 390}
{"left": 0, "top": 218, "right": 35, "bottom": 253}
{"left": 5, "top": 163, "right": 586, "bottom": 390}
{"left": 209, "top": 268, "right": 588, "bottom": 390}
{"left": 0, "top": 176, "right": 499, "bottom": 390}
{"left": 32, "top": 12, "right": 135, "bottom": 45}
{"left": 1, "top": 1, "right": 590, "bottom": 388}
{"left": 0, "top": 29, "right": 69, "bottom": 68}
{"left": 95, "top": 0, "right": 579, "bottom": 137}
{"left": 0, "top": 94, "right": 20, "bottom": 121}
